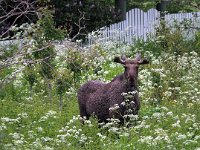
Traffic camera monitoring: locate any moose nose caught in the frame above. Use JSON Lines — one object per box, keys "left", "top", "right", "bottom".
{"left": 128, "top": 76, "right": 135, "bottom": 86}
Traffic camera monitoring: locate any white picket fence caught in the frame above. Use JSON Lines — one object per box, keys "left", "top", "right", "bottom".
{"left": 1, "top": 8, "right": 200, "bottom": 49}
{"left": 85, "top": 8, "right": 200, "bottom": 47}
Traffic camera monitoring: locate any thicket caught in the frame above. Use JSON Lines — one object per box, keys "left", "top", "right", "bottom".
{"left": 1, "top": 0, "right": 200, "bottom": 41}
{"left": 0, "top": 25, "right": 200, "bottom": 149}
{"left": 1, "top": 1, "right": 200, "bottom": 108}
{"left": 0, "top": 1, "right": 200, "bottom": 149}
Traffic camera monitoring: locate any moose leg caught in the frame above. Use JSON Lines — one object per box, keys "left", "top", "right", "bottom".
{"left": 79, "top": 104, "right": 89, "bottom": 118}
{"left": 109, "top": 106, "right": 124, "bottom": 124}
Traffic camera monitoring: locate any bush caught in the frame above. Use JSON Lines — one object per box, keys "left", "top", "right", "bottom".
{"left": 1, "top": 11, "right": 200, "bottom": 149}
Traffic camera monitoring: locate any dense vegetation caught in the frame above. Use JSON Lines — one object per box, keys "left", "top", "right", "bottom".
{"left": 1, "top": 0, "right": 200, "bottom": 40}
{"left": 0, "top": 0, "right": 200, "bottom": 149}
{"left": 1, "top": 20, "right": 200, "bottom": 150}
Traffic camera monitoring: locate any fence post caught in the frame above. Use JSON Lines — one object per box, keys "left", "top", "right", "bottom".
{"left": 156, "top": 0, "right": 171, "bottom": 19}
{"left": 115, "top": 0, "right": 126, "bottom": 22}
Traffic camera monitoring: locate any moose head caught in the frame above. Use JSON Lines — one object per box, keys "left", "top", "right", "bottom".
{"left": 114, "top": 53, "right": 149, "bottom": 90}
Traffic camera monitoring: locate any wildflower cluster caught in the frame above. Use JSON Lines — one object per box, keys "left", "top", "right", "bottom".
{"left": 1, "top": 34, "right": 200, "bottom": 149}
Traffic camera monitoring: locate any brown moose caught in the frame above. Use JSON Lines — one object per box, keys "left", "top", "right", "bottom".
{"left": 77, "top": 53, "right": 149, "bottom": 123}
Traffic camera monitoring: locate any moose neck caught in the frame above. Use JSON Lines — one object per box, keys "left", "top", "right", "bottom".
{"left": 123, "top": 75, "right": 138, "bottom": 92}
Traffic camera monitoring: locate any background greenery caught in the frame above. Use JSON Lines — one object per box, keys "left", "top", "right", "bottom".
{"left": 1, "top": 0, "right": 200, "bottom": 40}
{"left": 0, "top": 0, "right": 200, "bottom": 149}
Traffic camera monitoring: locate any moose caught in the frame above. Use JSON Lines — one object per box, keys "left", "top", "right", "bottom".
{"left": 77, "top": 53, "right": 149, "bottom": 123}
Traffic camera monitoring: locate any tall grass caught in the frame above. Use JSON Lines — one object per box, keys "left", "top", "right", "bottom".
{"left": 1, "top": 33, "right": 200, "bottom": 149}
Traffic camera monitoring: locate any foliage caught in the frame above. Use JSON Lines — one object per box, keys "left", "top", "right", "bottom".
{"left": 167, "top": 0, "right": 200, "bottom": 13}
{"left": 1, "top": 44, "right": 200, "bottom": 149}
{"left": 1, "top": 2, "right": 200, "bottom": 149}
{"left": 1, "top": 21, "right": 200, "bottom": 149}
{"left": 129, "top": 18, "right": 200, "bottom": 58}
{"left": 1, "top": 0, "right": 200, "bottom": 42}
{"left": 0, "top": 0, "right": 37, "bottom": 38}
{"left": 128, "top": 0, "right": 157, "bottom": 11}
{"left": 51, "top": 0, "right": 117, "bottom": 41}
{"left": 128, "top": 0, "right": 200, "bottom": 12}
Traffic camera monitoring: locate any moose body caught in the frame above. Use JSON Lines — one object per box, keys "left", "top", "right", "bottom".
{"left": 77, "top": 53, "right": 149, "bottom": 122}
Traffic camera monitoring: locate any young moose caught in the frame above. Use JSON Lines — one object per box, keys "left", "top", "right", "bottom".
{"left": 77, "top": 53, "right": 149, "bottom": 123}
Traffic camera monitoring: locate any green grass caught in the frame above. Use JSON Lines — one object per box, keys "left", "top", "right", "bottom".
{"left": 0, "top": 44, "right": 200, "bottom": 150}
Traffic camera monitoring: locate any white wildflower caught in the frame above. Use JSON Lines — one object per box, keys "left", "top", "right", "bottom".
{"left": 176, "top": 134, "right": 186, "bottom": 140}
{"left": 138, "top": 136, "right": 154, "bottom": 145}
{"left": 37, "top": 127, "right": 43, "bottom": 132}
{"left": 152, "top": 112, "right": 162, "bottom": 119}
{"left": 0, "top": 123, "right": 7, "bottom": 131}
{"left": 121, "top": 92, "right": 128, "bottom": 96}
{"left": 120, "top": 101, "right": 126, "bottom": 106}
{"left": 120, "top": 132, "right": 129, "bottom": 137}
{"left": 172, "top": 120, "right": 181, "bottom": 128}
{"left": 109, "top": 104, "right": 120, "bottom": 111}
{"left": 166, "top": 111, "right": 173, "bottom": 116}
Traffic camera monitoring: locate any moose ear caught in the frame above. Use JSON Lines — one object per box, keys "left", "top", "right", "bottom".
{"left": 138, "top": 58, "right": 149, "bottom": 65}
{"left": 114, "top": 56, "right": 125, "bottom": 64}
{"left": 121, "top": 54, "right": 126, "bottom": 61}
{"left": 135, "top": 53, "right": 141, "bottom": 61}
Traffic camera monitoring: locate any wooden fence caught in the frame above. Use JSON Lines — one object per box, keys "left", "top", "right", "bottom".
{"left": 85, "top": 8, "right": 200, "bottom": 47}
{"left": 1, "top": 8, "right": 200, "bottom": 49}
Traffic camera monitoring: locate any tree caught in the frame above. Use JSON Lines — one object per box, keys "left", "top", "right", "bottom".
{"left": 51, "top": 0, "right": 117, "bottom": 41}
{"left": 0, "top": 0, "right": 38, "bottom": 38}
{"left": 115, "top": 0, "right": 127, "bottom": 21}
{"left": 0, "top": 1, "right": 65, "bottom": 104}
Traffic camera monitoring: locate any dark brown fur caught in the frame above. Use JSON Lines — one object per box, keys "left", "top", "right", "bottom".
{"left": 77, "top": 53, "right": 149, "bottom": 122}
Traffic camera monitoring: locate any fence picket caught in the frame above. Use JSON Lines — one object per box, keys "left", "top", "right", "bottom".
{"left": 1, "top": 8, "right": 200, "bottom": 48}
{"left": 87, "top": 8, "right": 200, "bottom": 48}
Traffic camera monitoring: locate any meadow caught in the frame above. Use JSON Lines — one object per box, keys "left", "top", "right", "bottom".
{"left": 1, "top": 26, "right": 200, "bottom": 150}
